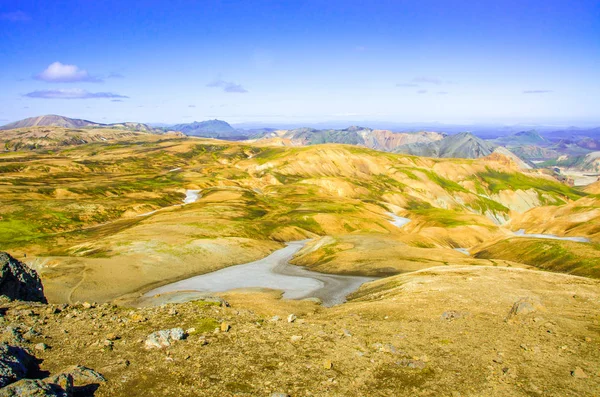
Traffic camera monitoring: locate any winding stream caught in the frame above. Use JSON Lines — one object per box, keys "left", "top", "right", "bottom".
{"left": 387, "top": 212, "right": 411, "bottom": 228}
{"left": 183, "top": 189, "right": 201, "bottom": 204}
{"left": 514, "top": 229, "right": 590, "bottom": 243}
{"left": 144, "top": 240, "right": 375, "bottom": 307}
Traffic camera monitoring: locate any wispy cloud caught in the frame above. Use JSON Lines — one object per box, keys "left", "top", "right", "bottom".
{"left": 523, "top": 90, "right": 552, "bottom": 94}
{"left": 111, "top": 99, "right": 124, "bottom": 102}
{"left": 417, "top": 89, "right": 428, "bottom": 94}
{"left": 412, "top": 76, "right": 443, "bottom": 85}
{"left": 437, "top": 91, "right": 448, "bottom": 95}
{"left": 0, "top": 11, "right": 31, "bottom": 22}
{"left": 188, "top": 104, "right": 196, "bottom": 108}
{"left": 397, "top": 76, "right": 449, "bottom": 88}
{"left": 206, "top": 79, "right": 248, "bottom": 93}
{"left": 35, "top": 62, "right": 102, "bottom": 83}
{"left": 107, "top": 72, "right": 124, "bottom": 79}
{"left": 24, "top": 88, "right": 128, "bottom": 99}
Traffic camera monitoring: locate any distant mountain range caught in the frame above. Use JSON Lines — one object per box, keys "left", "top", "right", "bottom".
{"left": 251, "top": 126, "right": 445, "bottom": 152}
{"left": 0, "top": 115, "right": 162, "bottom": 133}
{"left": 4, "top": 115, "right": 600, "bottom": 170}
{"left": 165, "top": 119, "right": 247, "bottom": 139}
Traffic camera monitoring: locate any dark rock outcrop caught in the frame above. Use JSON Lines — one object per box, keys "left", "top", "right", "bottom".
{"left": 0, "top": 378, "right": 69, "bottom": 397}
{"left": 0, "top": 353, "right": 104, "bottom": 396}
{"left": 0, "top": 344, "right": 39, "bottom": 388}
{"left": 0, "top": 253, "right": 47, "bottom": 303}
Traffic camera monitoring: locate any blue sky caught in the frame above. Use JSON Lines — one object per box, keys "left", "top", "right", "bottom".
{"left": 1, "top": 0, "right": 599, "bottom": 125}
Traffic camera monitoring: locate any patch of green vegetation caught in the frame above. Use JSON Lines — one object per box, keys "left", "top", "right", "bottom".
{"left": 372, "top": 175, "right": 407, "bottom": 192}
{"left": 475, "top": 238, "right": 600, "bottom": 278}
{"left": 251, "top": 147, "right": 289, "bottom": 164}
{"left": 412, "top": 241, "right": 436, "bottom": 248}
{"left": 421, "top": 169, "right": 467, "bottom": 193}
{"left": 538, "top": 156, "right": 586, "bottom": 168}
{"left": 405, "top": 198, "right": 433, "bottom": 210}
{"left": 410, "top": 208, "right": 478, "bottom": 227}
{"left": 0, "top": 219, "right": 43, "bottom": 245}
{"left": 471, "top": 197, "right": 510, "bottom": 214}
{"left": 477, "top": 168, "right": 586, "bottom": 201}
{"left": 0, "top": 164, "right": 25, "bottom": 173}
{"left": 192, "top": 300, "right": 222, "bottom": 308}
{"left": 190, "top": 317, "right": 220, "bottom": 334}
{"left": 395, "top": 168, "right": 419, "bottom": 180}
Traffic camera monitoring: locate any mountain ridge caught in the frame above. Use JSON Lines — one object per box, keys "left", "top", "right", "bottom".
{"left": 394, "top": 132, "right": 497, "bottom": 158}
{"left": 167, "top": 119, "right": 243, "bottom": 139}
{"left": 252, "top": 126, "right": 445, "bottom": 152}
{"left": 0, "top": 115, "right": 162, "bottom": 133}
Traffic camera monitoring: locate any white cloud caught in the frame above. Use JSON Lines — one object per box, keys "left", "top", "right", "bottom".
{"left": 34, "top": 62, "right": 102, "bottom": 83}
{"left": 206, "top": 79, "right": 248, "bottom": 93}
{"left": 24, "top": 88, "right": 128, "bottom": 99}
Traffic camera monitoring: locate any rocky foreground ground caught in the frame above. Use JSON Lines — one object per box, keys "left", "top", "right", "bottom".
{"left": 1, "top": 260, "right": 600, "bottom": 396}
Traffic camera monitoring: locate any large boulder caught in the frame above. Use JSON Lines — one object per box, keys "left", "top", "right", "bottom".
{"left": 145, "top": 328, "right": 186, "bottom": 349}
{"left": 0, "top": 253, "right": 46, "bottom": 303}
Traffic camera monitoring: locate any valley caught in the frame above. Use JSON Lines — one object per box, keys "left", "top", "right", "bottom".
{"left": 0, "top": 125, "right": 599, "bottom": 396}
{"left": 0, "top": 126, "right": 597, "bottom": 302}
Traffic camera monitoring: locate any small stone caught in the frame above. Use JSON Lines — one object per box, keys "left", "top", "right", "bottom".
{"left": 270, "top": 315, "right": 280, "bottom": 322}
{"left": 342, "top": 329, "right": 352, "bottom": 337}
{"left": 130, "top": 314, "right": 147, "bottom": 323}
{"left": 46, "top": 307, "right": 59, "bottom": 315}
{"left": 185, "top": 328, "right": 196, "bottom": 334}
{"left": 220, "top": 322, "right": 230, "bottom": 332}
{"left": 291, "top": 335, "right": 303, "bottom": 342}
{"left": 287, "top": 314, "right": 297, "bottom": 323}
{"left": 106, "top": 333, "right": 120, "bottom": 341}
{"left": 323, "top": 359, "right": 333, "bottom": 370}
{"left": 571, "top": 367, "right": 587, "bottom": 378}
{"left": 397, "top": 359, "right": 427, "bottom": 369}
{"left": 82, "top": 302, "right": 93, "bottom": 309}
{"left": 270, "top": 393, "right": 290, "bottom": 397}
{"left": 584, "top": 337, "right": 592, "bottom": 343}
{"left": 168, "top": 307, "right": 178, "bottom": 316}
{"left": 441, "top": 311, "right": 467, "bottom": 321}
{"left": 34, "top": 343, "right": 48, "bottom": 351}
